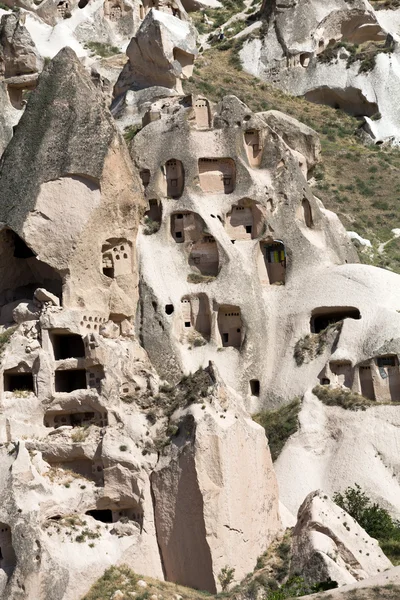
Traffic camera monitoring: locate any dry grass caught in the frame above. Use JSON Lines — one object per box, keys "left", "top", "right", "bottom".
{"left": 184, "top": 47, "right": 400, "bottom": 272}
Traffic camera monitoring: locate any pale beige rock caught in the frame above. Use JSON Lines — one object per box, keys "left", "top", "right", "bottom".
{"left": 152, "top": 405, "right": 281, "bottom": 593}
{"left": 291, "top": 490, "right": 392, "bottom": 586}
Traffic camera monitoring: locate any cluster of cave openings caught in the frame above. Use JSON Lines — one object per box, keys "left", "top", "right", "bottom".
{"left": 57, "top": 0, "right": 69, "bottom": 17}
{"left": 4, "top": 369, "right": 34, "bottom": 394}
{"left": 0, "top": 229, "right": 62, "bottom": 312}
{"left": 181, "top": 295, "right": 211, "bottom": 341}
{"left": 102, "top": 240, "right": 131, "bottom": 279}
{"left": 226, "top": 201, "right": 263, "bottom": 240}
{"left": 244, "top": 130, "right": 262, "bottom": 167}
{"left": 44, "top": 410, "right": 107, "bottom": 428}
{"left": 104, "top": 0, "right": 124, "bottom": 20}
{"left": 164, "top": 160, "right": 184, "bottom": 198}
{"left": 218, "top": 306, "right": 243, "bottom": 349}
{"left": 0, "top": 524, "right": 16, "bottom": 573}
{"left": 198, "top": 158, "right": 236, "bottom": 194}
{"left": 260, "top": 240, "right": 286, "bottom": 285}
{"left": 194, "top": 98, "right": 211, "bottom": 129}
{"left": 51, "top": 331, "right": 85, "bottom": 361}
{"left": 310, "top": 307, "right": 361, "bottom": 334}
{"left": 145, "top": 199, "right": 162, "bottom": 225}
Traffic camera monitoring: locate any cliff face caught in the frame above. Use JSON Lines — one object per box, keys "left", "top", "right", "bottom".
{"left": 1, "top": 2, "right": 400, "bottom": 599}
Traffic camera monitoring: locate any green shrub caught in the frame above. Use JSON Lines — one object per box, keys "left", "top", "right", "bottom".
{"left": 253, "top": 399, "right": 301, "bottom": 461}
{"left": 0, "top": 326, "right": 17, "bottom": 354}
{"left": 124, "top": 124, "right": 142, "bottom": 142}
{"left": 334, "top": 484, "right": 400, "bottom": 563}
{"left": 142, "top": 216, "right": 161, "bottom": 235}
{"left": 218, "top": 566, "right": 235, "bottom": 591}
{"left": 294, "top": 323, "right": 342, "bottom": 366}
{"left": 84, "top": 42, "right": 120, "bottom": 58}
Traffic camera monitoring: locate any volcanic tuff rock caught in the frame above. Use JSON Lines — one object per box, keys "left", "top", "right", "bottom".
{"left": 240, "top": 0, "right": 400, "bottom": 144}
{"left": 291, "top": 490, "right": 392, "bottom": 586}
{"left": 114, "top": 8, "right": 197, "bottom": 97}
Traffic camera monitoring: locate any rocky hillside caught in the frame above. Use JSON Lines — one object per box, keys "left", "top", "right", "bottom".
{"left": 1, "top": 0, "right": 400, "bottom": 599}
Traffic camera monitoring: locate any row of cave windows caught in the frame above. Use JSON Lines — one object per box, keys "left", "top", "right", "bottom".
{"left": 320, "top": 355, "right": 400, "bottom": 403}
{"left": 139, "top": 138, "right": 270, "bottom": 198}
{"left": 3, "top": 368, "right": 103, "bottom": 395}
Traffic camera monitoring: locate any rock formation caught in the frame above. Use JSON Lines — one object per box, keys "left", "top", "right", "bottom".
{"left": 291, "top": 490, "right": 392, "bottom": 586}
{"left": 1, "top": 0, "right": 400, "bottom": 597}
{"left": 240, "top": 0, "right": 400, "bottom": 144}
{"left": 114, "top": 8, "right": 197, "bottom": 97}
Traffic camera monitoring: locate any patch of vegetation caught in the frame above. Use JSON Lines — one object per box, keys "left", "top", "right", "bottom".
{"left": 71, "top": 427, "right": 90, "bottom": 443}
{"left": 84, "top": 42, "right": 120, "bottom": 58}
{"left": 218, "top": 566, "right": 235, "bottom": 591}
{"left": 183, "top": 46, "right": 400, "bottom": 273}
{"left": 124, "top": 124, "right": 142, "bottom": 142}
{"left": 187, "top": 273, "right": 216, "bottom": 284}
{"left": 142, "top": 216, "right": 161, "bottom": 235}
{"left": 294, "top": 323, "right": 342, "bottom": 366}
{"left": 10, "top": 388, "right": 32, "bottom": 398}
{"left": 312, "top": 384, "right": 375, "bottom": 411}
{"left": 191, "top": 0, "right": 246, "bottom": 34}
{"left": 0, "top": 2, "right": 11, "bottom": 9}
{"left": 334, "top": 484, "right": 400, "bottom": 564}
{"left": 0, "top": 326, "right": 17, "bottom": 355}
{"left": 253, "top": 399, "right": 301, "bottom": 461}
{"left": 83, "top": 566, "right": 138, "bottom": 599}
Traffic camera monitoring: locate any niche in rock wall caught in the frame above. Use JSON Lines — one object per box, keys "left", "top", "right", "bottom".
{"left": 87, "top": 366, "right": 104, "bottom": 393}
{"left": 359, "top": 364, "right": 375, "bottom": 401}
{"left": 4, "top": 369, "right": 34, "bottom": 394}
{"left": 104, "top": 0, "right": 124, "bottom": 20}
{"left": 101, "top": 240, "right": 132, "bottom": 279}
{"left": 54, "top": 369, "right": 87, "bottom": 393}
{"left": 304, "top": 86, "right": 378, "bottom": 118}
{"left": 46, "top": 458, "right": 104, "bottom": 484}
{"left": 225, "top": 200, "right": 264, "bottom": 240}
{"left": 302, "top": 198, "right": 313, "bottom": 228}
{"left": 140, "top": 170, "right": 151, "bottom": 188}
{"left": 0, "top": 524, "right": 16, "bottom": 574}
{"left": 44, "top": 409, "right": 107, "bottom": 428}
{"left": 0, "top": 229, "right": 62, "bottom": 313}
{"left": 194, "top": 98, "right": 211, "bottom": 129}
{"left": 198, "top": 158, "right": 236, "bottom": 194}
{"left": 57, "top": 0, "right": 70, "bottom": 17}
{"left": 310, "top": 307, "right": 361, "bottom": 334}
{"left": 173, "top": 48, "right": 194, "bottom": 78}
{"left": 189, "top": 235, "right": 219, "bottom": 277}
{"left": 250, "top": 379, "right": 260, "bottom": 397}
{"left": 330, "top": 360, "right": 353, "bottom": 389}
{"left": 259, "top": 240, "right": 286, "bottom": 285}
{"left": 244, "top": 130, "right": 263, "bottom": 167}
{"left": 50, "top": 331, "right": 85, "bottom": 360}
{"left": 164, "top": 160, "right": 184, "bottom": 198}
{"left": 170, "top": 212, "right": 204, "bottom": 243}
{"left": 87, "top": 505, "right": 144, "bottom": 525}
{"left": 145, "top": 199, "right": 162, "bottom": 225}
{"left": 180, "top": 295, "right": 211, "bottom": 342}
{"left": 217, "top": 306, "right": 243, "bottom": 349}
{"left": 375, "top": 355, "right": 400, "bottom": 402}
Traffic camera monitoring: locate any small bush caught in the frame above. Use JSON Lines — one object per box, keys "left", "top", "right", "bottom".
{"left": 294, "top": 323, "right": 342, "bottom": 366}
{"left": 124, "top": 124, "right": 142, "bottom": 142}
{"left": 71, "top": 427, "right": 89, "bottom": 443}
{"left": 218, "top": 566, "right": 235, "bottom": 591}
{"left": 142, "top": 216, "right": 160, "bottom": 235}
{"left": 0, "top": 326, "right": 17, "bottom": 354}
{"left": 84, "top": 41, "right": 120, "bottom": 58}
{"left": 187, "top": 273, "right": 216, "bottom": 284}
{"left": 119, "top": 445, "right": 128, "bottom": 452}
{"left": 253, "top": 399, "right": 301, "bottom": 461}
